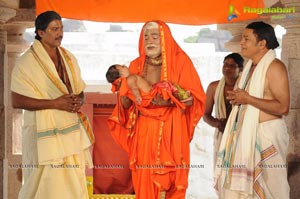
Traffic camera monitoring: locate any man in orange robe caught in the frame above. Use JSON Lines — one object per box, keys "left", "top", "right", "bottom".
{"left": 108, "top": 20, "right": 206, "bottom": 199}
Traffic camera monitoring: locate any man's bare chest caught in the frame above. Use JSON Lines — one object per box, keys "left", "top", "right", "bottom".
{"left": 144, "top": 64, "right": 161, "bottom": 85}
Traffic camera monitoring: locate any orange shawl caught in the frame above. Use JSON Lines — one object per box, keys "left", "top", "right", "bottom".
{"left": 108, "top": 20, "right": 205, "bottom": 198}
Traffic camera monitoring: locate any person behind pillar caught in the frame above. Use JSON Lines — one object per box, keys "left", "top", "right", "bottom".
{"left": 203, "top": 53, "right": 244, "bottom": 167}
{"left": 107, "top": 21, "right": 206, "bottom": 199}
{"left": 214, "top": 21, "right": 290, "bottom": 199}
{"left": 10, "top": 10, "right": 94, "bottom": 199}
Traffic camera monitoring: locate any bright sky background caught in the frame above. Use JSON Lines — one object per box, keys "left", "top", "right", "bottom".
{"left": 26, "top": 20, "right": 286, "bottom": 41}
{"left": 83, "top": 21, "right": 218, "bottom": 42}
{"left": 83, "top": 21, "right": 286, "bottom": 40}
{"left": 84, "top": 21, "right": 286, "bottom": 38}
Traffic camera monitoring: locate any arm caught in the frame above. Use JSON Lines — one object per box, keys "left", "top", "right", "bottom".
{"left": 152, "top": 86, "right": 194, "bottom": 107}
{"left": 227, "top": 60, "right": 290, "bottom": 116}
{"left": 74, "top": 91, "right": 85, "bottom": 110}
{"left": 203, "top": 81, "right": 226, "bottom": 132}
{"left": 151, "top": 92, "right": 194, "bottom": 107}
{"left": 117, "top": 66, "right": 135, "bottom": 109}
{"left": 181, "top": 95, "right": 194, "bottom": 107}
{"left": 11, "top": 91, "right": 83, "bottom": 113}
{"left": 151, "top": 96, "right": 176, "bottom": 107}
{"left": 77, "top": 91, "right": 85, "bottom": 102}
{"left": 120, "top": 96, "right": 133, "bottom": 109}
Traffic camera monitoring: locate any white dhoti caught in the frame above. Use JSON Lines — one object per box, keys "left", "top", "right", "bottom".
{"left": 219, "top": 119, "right": 290, "bottom": 199}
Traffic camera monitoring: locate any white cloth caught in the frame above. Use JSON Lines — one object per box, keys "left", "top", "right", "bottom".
{"left": 218, "top": 119, "right": 289, "bottom": 199}
{"left": 213, "top": 77, "right": 226, "bottom": 165}
{"left": 215, "top": 50, "right": 289, "bottom": 198}
{"left": 214, "top": 77, "right": 226, "bottom": 120}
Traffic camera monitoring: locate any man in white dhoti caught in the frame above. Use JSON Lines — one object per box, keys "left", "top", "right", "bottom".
{"left": 11, "top": 11, "right": 94, "bottom": 199}
{"left": 215, "top": 21, "right": 290, "bottom": 199}
{"left": 203, "top": 53, "right": 244, "bottom": 166}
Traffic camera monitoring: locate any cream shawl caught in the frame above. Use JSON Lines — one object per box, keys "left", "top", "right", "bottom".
{"left": 11, "top": 40, "right": 93, "bottom": 165}
{"left": 214, "top": 77, "right": 227, "bottom": 123}
{"left": 215, "top": 50, "right": 276, "bottom": 197}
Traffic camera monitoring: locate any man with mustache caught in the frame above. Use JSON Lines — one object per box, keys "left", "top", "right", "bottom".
{"left": 203, "top": 53, "right": 244, "bottom": 168}
{"left": 108, "top": 21, "right": 206, "bottom": 198}
{"left": 11, "top": 11, "right": 94, "bottom": 199}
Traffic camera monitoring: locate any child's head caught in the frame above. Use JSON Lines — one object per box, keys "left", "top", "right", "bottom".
{"left": 106, "top": 64, "right": 120, "bottom": 83}
{"left": 106, "top": 64, "right": 129, "bottom": 83}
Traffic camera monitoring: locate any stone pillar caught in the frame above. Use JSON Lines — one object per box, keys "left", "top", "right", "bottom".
{"left": 272, "top": 1, "right": 300, "bottom": 198}
{"left": 5, "top": 23, "right": 29, "bottom": 199}
{"left": 0, "top": 5, "right": 17, "bottom": 199}
{"left": 217, "top": 22, "right": 248, "bottom": 53}
{"left": 0, "top": 6, "right": 35, "bottom": 199}
{"left": 0, "top": 30, "right": 7, "bottom": 199}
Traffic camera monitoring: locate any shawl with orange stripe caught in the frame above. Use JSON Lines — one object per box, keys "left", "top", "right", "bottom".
{"left": 11, "top": 40, "right": 94, "bottom": 165}
{"left": 214, "top": 77, "right": 227, "bottom": 121}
